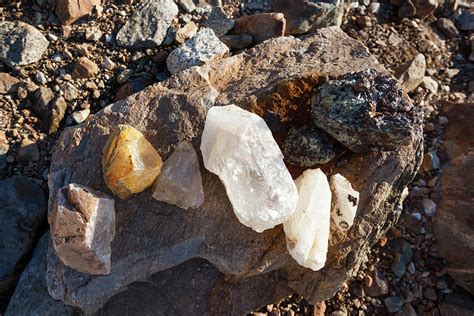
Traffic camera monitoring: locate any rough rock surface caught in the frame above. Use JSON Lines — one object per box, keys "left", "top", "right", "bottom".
{"left": 435, "top": 102, "right": 474, "bottom": 295}
{"left": 0, "top": 73, "right": 20, "bottom": 94}
{"left": 232, "top": 13, "right": 286, "bottom": 44}
{"left": 152, "top": 140, "right": 204, "bottom": 210}
{"left": 50, "top": 183, "right": 115, "bottom": 275}
{"left": 166, "top": 28, "right": 229, "bottom": 74}
{"left": 0, "top": 176, "right": 46, "bottom": 292}
{"left": 55, "top": 0, "right": 101, "bottom": 25}
{"left": 0, "top": 21, "right": 49, "bottom": 67}
{"left": 203, "top": 6, "right": 235, "bottom": 37}
{"left": 46, "top": 27, "right": 423, "bottom": 314}
{"left": 330, "top": 174, "right": 359, "bottom": 231}
{"left": 116, "top": 0, "right": 178, "bottom": 48}
{"left": 396, "top": 53, "right": 426, "bottom": 93}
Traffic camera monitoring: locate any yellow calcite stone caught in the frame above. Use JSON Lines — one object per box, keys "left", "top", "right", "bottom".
{"left": 102, "top": 125, "right": 163, "bottom": 199}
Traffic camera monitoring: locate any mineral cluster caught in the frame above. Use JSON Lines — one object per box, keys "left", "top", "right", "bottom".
{"left": 50, "top": 183, "right": 115, "bottom": 275}
{"left": 283, "top": 169, "right": 331, "bottom": 271}
{"left": 200, "top": 105, "right": 298, "bottom": 232}
{"left": 152, "top": 141, "right": 204, "bottom": 210}
{"left": 102, "top": 125, "right": 163, "bottom": 199}
{"left": 329, "top": 174, "right": 359, "bottom": 231}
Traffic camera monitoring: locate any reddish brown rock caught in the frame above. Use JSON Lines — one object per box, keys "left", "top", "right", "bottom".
{"left": 0, "top": 73, "right": 20, "bottom": 94}
{"left": 231, "top": 13, "right": 286, "bottom": 44}
{"left": 55, "top": 0, "right": 101, "bottom": 25}
{"left": 72, "top": 57, "right": 99, "bottom": 79}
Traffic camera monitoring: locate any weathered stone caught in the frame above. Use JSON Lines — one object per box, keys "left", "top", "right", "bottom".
{"left": 16, "top": 139, "right": 40, "bottom": 162}
{"left": 396, "top": 53, "right": 426, "bottom": 93}
{"left": 102, "top": 125, "right": 163, "bottom": 199}
{"left": 330, "top": 174, "right": 359, "bottom": 231}
{"left": 72, "top": 109, "right": 90, "bottom": 124}
{"left": 201, "top": 105, "right": 298, "bottom": 232}
{"left": 177, "top": 0, "right": 196, "bottom": 13}
{"left": 282, "top": 125, "right": 335, "bottom": 167}
{"left": 152, "top": 141, "right": 204, "bottom": 210}
{"left": 232, "top": 13, "right": 286, "bottom": 44}
{"left": 454, "top": 8, "right": 474, "bottom": 31}
{"left": 0, "top": 21, "right": 49, "bottom": 67}
{"left": 116, "top": 0, "right": 178, "bottom": 48}
{"left": 391, "top": 238, "right": 413, "bottom": 277}
{"left": 175, "top": 21, "right": 198, "bottom": 44}
{"left": 50, "top": 184, "right": 115, "bottom": 275}
{"left": 55, "top": 0, "right": 101, "bottom": 25}
{"left": 0, "top": 73, "right": 20, "bottom": 94}
{"left": 283, "top": 169, "right": 331, "bottom": 271}
{"left": 203, "top": 6, "right": 235, "bottom": 37}
{"left": 312, "top": 68, "right": 420, "bottom": 152}
{"left": 72, "top": 57, "right": 99, "bottom": 79}
{"left": 167, "top": 28, "right": 229, "bottom": 74}
{"left": 436, "top": 17, "right": 459, "bottom": 38}
{"left": 0, "top": 177, "right": 46, "bottom": 292}
{"left": 115, "top": 78, "right": 153, "bottom": 101}
{"left": 365, "top": 269, "right": 389, "bottom": 297}
{"left": 47, "top": 27, "right": 423, "bottom": 314}
{"left": 220, "top": 34, "right": 253, "bottom": 49}
{"left": 0, "top": 131, "right": 8, "bottom": 172}
{"left": 32, "top": 88, "right": 67, "bottom": 134}
{"left": 385, "top": 296, "right": 404, "bottom": 313}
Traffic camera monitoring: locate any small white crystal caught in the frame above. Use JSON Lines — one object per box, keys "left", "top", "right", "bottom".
{"left": 329, "top": 173, "right": 359, "bottom": 231}
{"left": 283, "top": 169, "right": 331, "bottom": 271}
{"left": 201, "top": 105, "right": 298, "bottom": 233}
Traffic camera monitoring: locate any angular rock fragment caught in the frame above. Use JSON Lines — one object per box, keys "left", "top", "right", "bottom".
{"left": 329, "top": 174, "right": 359, "bottom": 231}
{"left": 201, "top": 105, "right": 298, "bottom": 232}
{"left": 167, "top": 28, "right": 229, "bottom": 74}
{"left": 283, "top": 169, "right": 331, "bottom": 271}
{"left": 55, "top": 0, "right": 100, "bottom": 25}
{"left": 232, "top": 13, "right": 286, "bottom": 44}
{"left": 0, "top": 73, "right": 20, "bottom": 94}
{"left": 116, "top": 0, "right": 178, "bottom": 48}
{"left": 220, "top": 34, "right": 253, "bottom": 49}
{"left": 152, "top": 141, "right": 204, "bottom": 210}
{"left": 396, "top": 53, "right": 426, "bottom": 93}
{"left": 72, "top": 57, "right": 99, "bottom": 79}
{"left": 282, "top": 125, "right": 335, "bottom": 167}
{"left": 102, "top": 125, "right": 163, "bottom": 199}
{"left": 50, "top": 184, "right": 115, "bottom": 275}
{"left": 0, "top": 21, "right": 49, "bottom": 67}
{"left": 312, "top": 68, "right": 420, "bottom": 152}
{"left": 203, "top": 6, "right": 235, "bottom": 37}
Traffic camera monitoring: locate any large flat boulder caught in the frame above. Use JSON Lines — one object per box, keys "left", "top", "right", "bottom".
{"left": 46, "top": 27, "right": 423, "bottom": 314}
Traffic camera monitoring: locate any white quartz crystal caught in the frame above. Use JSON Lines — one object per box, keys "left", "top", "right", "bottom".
{"left": 200, "top": 105, "right": 298, "bottom": 233}
{"left": 329, "top": 174, "right": 359, "bottom": 231}
{"left": 283, "top": 169, "right": 331, "bottom": 271}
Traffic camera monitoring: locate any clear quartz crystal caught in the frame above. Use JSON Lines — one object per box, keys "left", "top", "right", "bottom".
{"left": 329, "top": 174, "right": 359, "bottom": 231}
{"left": 283, "top": 169, "right": 331, "bottom": 271}
{"left": 200, "top": 105, "right": 298, "bottom": 233}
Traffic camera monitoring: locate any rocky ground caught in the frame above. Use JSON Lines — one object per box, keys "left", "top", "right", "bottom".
{"left": 1, "top": 0, "right": 473, "bottom": 315}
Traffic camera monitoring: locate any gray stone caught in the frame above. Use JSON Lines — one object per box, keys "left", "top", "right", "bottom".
{"left": 454, "top": 8, "right": 474, "bottom": 31}
{"left": 46, "top": 27, "right": 423, "bottom": 314}
{"left": 0, "top": 21, "right": 49, "bottom": 67}
{"left": 396, "top": 53, "right": 426, "bottom": 93}
{"left": 5, "top": 233, "right": 72, "bottom": 316}
{"left": 312, "top": 68, "right": 421, "bottom": 153}
{"left": 177, "top": 0, "right": 196, "bottom": 13}
{"left": 384, "top": 296, "right": 404, "bottom": 313}
{"left": 0, "top": 176, "right": 46, "bottom": 292}
{"left": 220, "top": 34, "right": 253, "bottom": 49}
{"left": 116, "top": 0, "right": 178, "bottom": 48}
{"left": 436, "top": 18, "right": 459, "bottom": 38}
{"left": 203, "top": 6, "right": 235, "bottom": 37}
{"left": 152, "top": 141, "right": 204, "bottom": 210}
{"left": 391, "top": 238, "right": 413, "bottom": 277}
{"left": 33, "top": 88, "right": 67, "bottom": 134}
{"left": 0, "top": 72, "right": 20, "bottom": 94}
{"left": 16, "top": 139, "right": 40, "bottom": 162}
{"left": 282, "top": 125, "right": 335, "bottom": 167}
{"left": 166, "top": 28, "right": 229, "bottom": 74}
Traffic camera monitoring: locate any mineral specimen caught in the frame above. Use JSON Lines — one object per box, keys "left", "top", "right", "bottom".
{"left": 283, "top": 169, "right": 331, "bottom": 271}
{"left": 102, "top": 125, "right": 163, "bottom": 199}
{"left": 152, "top": 141, "right": 204, "bottom": 209}
{"left": 329, "top": 174, "right": 359, "bottom": 231}
{"left": 49, "top": 183, "right": 115, "bottom": 275}
{"left": 200, "top": 105, "right": 298, "bottom": 233}
{"left": 282, "top": 125, "right": 336, "bottom": 167}
{"left": 312, "top": 68, "right": 419, "bottom": 152}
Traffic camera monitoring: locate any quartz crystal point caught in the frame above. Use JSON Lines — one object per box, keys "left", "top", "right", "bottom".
{"left": 283, "top": 169, "right": 331, "bottom": 271}
{"left": 152, "top": 140, "right": 204, "bottom": 209}
{"left": 329, "top": 174, "right": 359, "bottom": 231}
{"left": 102, "top": 125, "right": 163, "bottom": 199}
{"left": 50, "top": 183, "right": 115, "bottom": 275}
{"left": 200, "top": 105, "right": 298, "bottom": 233}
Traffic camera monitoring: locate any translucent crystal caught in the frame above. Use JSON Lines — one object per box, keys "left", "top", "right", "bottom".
{"left": 329, "top": 174, "right": 359, "bottom": 231}
{"left": 283, "top": 169, "right": 331, "bottom": 271}
{"left": 200, "top": 105, "right": 298, "bottom": 233}
{"left": 152, "top": 141, "right": 204, "bottom": 209}
{"left": 50, "top": 183, "right": 115, "bottom": 275}
{"left": 102, "top": 125, "right": 163, "bottom": 199}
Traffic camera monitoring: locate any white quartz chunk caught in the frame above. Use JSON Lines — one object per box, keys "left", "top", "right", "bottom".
{"left": 283, "top": 169, "right": 331, "bottom": 271}
{"left": 329, "top": 173, "right": 359, "bottom": 231}
{"left": 200, "top": 104, "right": 298, "bottom": 233}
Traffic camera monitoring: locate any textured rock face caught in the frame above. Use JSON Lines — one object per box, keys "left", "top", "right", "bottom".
{"left": 166, "top": 28, "right": 229, "bottom": 74}
{"left": 201, "top": 105, "right": 298, "bottom": 232}
{"left": 0, "top": 177, "right": 46, "bottom": 292}
{"left": 0, "top": 73, "right": 20, "bottom": 94}
{"left": 153, "top": 140, "right": 204, "bottom": 209}
{"left": 330, "top": 174, "right": 359, "bottom": 231}
{"left": 50, "top": 184, "right": 115, "bottom": 275}
{"left": 46, "top": 27, "right": 423, "bottom": 314}
{"left": 283, "top": 169, "right": 331, "bottom": 271}
{"left": 312, "top": 68, "right": 420, "bottom": 152}
{"left": 55, "top": 0, "right": 101, "bottom": 25}
{"left": 116, "top": 0, "right": 178, "bottom": 48}
{"left": 396, "top": 53, "right": 426, "bottom": 93}
{"left": 102, "top": 125, "right": 163, "bottom": 199}
{"left": 0, "top": 21, "right": 49, "bottom": 67}
{"left": 232, "top": 13, "right": 286, "bottom": 44}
